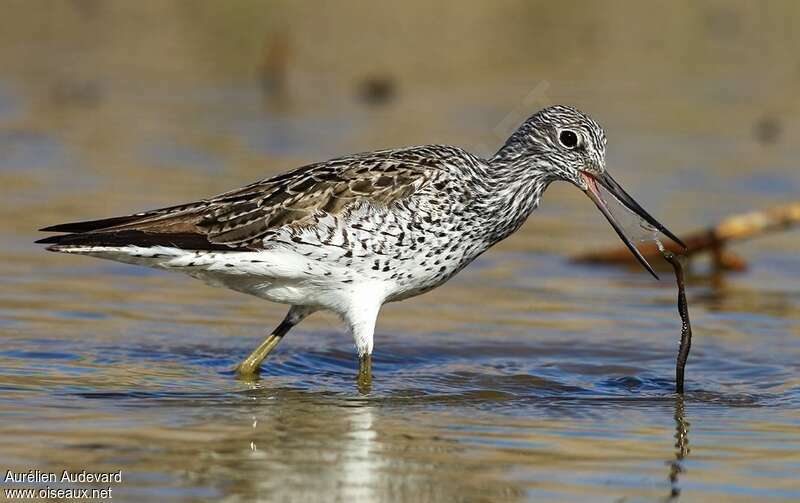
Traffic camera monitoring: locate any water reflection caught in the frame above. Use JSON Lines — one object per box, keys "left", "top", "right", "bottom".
{"left": 340, "top": 405, "right": 380, "bottom": 501}
{"left": 667, "top": 396, "right": 690, "bottom": 501}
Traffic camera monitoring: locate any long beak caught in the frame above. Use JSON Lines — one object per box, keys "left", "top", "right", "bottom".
{"left": 581, "top": 171, "right": 687, "bottom": 280}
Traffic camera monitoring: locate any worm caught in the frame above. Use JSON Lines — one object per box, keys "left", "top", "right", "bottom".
{"left": 660, "top": 250, "right": 692, "bottom": 394}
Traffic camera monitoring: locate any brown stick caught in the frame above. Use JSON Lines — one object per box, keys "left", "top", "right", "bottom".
{"left": 573, "top": 202, "right": 800, "bottom": 271}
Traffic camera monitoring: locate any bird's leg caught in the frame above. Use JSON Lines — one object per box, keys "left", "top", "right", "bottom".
{"left": 235, "top": 306, "right": 313, "bottom": 377}
{"left": 357, "top": 354, "right": 372, "bottom": 394}
{"left": 343, "top": 297, "right": 381, "bottom": 394}
{"left": 235, "top": 325, "right": 289, "bottom": 377}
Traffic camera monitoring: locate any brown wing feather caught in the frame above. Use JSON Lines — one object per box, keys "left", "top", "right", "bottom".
{"left": 39, "top": 148, "right": 442, "bottom": 250}
{"left": 199, "top": 154, "right": 435, "bottom": 247}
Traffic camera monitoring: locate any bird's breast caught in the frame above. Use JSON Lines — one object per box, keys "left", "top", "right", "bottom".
{"left": 274, "top": 197, "right": 489, "bottom": 302}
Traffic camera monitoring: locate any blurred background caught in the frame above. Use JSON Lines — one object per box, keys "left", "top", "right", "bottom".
{"left": 0, "top": 1, "right": 798, "bottom": 502}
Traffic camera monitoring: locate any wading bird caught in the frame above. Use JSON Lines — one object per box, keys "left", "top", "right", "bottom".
{"left": 38, "top": 106, "right": 685, "bottom": 387}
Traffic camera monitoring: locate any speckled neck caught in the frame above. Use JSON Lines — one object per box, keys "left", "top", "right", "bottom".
{"left": 468, "top": 149, "right": 554, "bottom": 245}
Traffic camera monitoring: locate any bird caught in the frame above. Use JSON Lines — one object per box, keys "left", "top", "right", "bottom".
{"left": 37, "top": 105, "right": 685, "bottom": 388}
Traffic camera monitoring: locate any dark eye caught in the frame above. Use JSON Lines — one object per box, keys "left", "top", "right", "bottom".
{"left": 559, "top": 130, "right": 579, "bottom": 148}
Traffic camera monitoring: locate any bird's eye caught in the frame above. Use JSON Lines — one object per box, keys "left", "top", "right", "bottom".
{"left": 558, "top": 130, "right": 579, "bottom": 149}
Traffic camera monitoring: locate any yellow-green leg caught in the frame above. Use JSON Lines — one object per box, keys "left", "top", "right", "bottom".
{"left": 356, "top": 354, "right": 372, "bottom": 394}
{"left": 235, "top": 306, "right": 312, "bottom": 377}
{"left": 235, "top": 331, "right": 287, "bottom": 376}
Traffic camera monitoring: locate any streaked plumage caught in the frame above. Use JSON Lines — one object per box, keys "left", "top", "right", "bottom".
{"left": 38, "top": 105, "right": 684, "bottom": 382}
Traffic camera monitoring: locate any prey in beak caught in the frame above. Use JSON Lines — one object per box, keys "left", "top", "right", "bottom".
{"left": 581, "top": 172, "right": 686, "bottom": 279}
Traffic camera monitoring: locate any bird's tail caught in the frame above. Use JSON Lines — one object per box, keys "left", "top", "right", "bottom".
{"left": 37, "top": 204, "right": 244, "bottom": 253}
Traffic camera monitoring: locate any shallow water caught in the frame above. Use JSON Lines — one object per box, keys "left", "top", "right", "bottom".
{"left": 1, "top": 3, "right": 800, "bottom": 502}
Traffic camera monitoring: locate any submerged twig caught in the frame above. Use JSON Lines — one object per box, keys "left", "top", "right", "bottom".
{"left": 660, "top": 249, "right": 692, "bottom": 394}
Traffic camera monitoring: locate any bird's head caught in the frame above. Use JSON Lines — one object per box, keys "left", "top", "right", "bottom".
{"left": 499, "top": 105, "right": 686, "bottom": 278}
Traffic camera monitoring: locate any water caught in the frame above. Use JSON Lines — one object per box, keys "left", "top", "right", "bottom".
{"left": 1, "top": 2, "right": 799, "bottom": 501}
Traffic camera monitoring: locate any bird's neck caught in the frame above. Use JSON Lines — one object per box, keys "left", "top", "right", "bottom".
{"left": 472, "top": 148, "right": 554, "bottom": 244}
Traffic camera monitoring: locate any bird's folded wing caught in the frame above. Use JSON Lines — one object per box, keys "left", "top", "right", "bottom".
{"left": 38, "top": 150, "right": 440, "bottom": 250}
